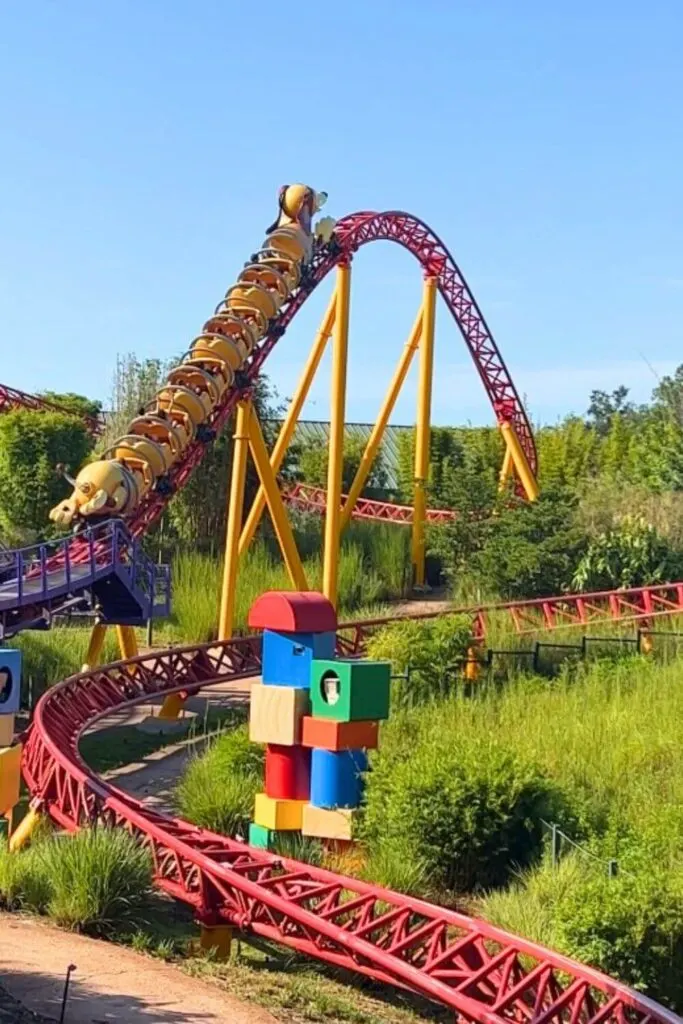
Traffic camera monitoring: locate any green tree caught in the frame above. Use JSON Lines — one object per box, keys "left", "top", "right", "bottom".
{"left": 38, "top": 391, "right": 103, "bottom": 421}
{"left": 297, "top": 434, "right": 388, "bottom": 493}
{"left": 0, "top": 410, "right": 94, "bottom": 542}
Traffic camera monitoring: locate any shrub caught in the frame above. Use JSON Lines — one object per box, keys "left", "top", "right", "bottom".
{"left": 40, "top": 827, "right": 152, "bottom": 934}
{"left": 175, "top": 726, "right": 264, "bottom": 838}
{"left": 366, "top": 614, "right": 473, "bottom": 708}
{"left": 478, "top": 847, "right": 683, "bottom": 1011}
{"left": 0, "top": 843, "right": 51, "bottom": 912}
{"left": 360, "top": 707, "right": 564, "bottom": 893}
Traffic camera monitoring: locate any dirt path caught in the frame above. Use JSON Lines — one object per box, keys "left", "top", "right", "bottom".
{"left": 0, "top": 915, "right": 277, "bottom": 1023}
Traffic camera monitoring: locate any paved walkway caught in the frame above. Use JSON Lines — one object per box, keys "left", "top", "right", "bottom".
{"left": 0, "top": 915, "right": 277, "bottom": 1023}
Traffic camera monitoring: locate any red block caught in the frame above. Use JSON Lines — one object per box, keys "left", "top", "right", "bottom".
{"left": 301, "top": 717, "right": 379, "bottom": 752}
{"left": 248, "top": 591, "right": 337, "bottom": 633}
{"left": 265, "top": 744, "right": 311, "bottom": 800}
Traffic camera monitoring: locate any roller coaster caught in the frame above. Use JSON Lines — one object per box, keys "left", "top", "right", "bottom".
{"left": 1, "top": 186, "right": 680, "bottom": 1021}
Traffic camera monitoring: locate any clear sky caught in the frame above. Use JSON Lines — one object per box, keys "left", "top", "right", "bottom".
{"left": 2, "top": 1, "right": 682, "bottom": 427}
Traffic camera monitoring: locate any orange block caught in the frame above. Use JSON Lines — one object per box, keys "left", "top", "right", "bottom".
{"left": 0, "top": 742, "right": 22, "bottom": 817}
{"left": 301, "top": 717, "right": 379, "bottom": 752}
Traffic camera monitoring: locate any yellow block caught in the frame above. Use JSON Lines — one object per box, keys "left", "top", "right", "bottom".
{"left": 253, "top": 792, "right": 306, "bottom": 831}
{"left": 0, "top": 742, "right": 22, "bottom": 817}
{"left": 249, "top": 683, "right": 310, "bottom": 746}
{"left": 0, "top": 716, "right": 14, "bottom": 749}
{"left": 302, "top": 803, "right": 355, "bottom": 841}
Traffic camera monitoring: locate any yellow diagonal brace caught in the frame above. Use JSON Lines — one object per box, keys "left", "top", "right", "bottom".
{"left": 323, "top": 263, "right": 351, "bottom": 607}
{"left": 82, "top": 623, "right": 108, "bottom": 672}
{"left": 248, "top": 409, "right": 308, "bottom": 591}
{"left": 498, "top": 444, "right": 513, "bottom": 492}
{"left": 412, "top": 277, "right": 437, "bottom": 587}
{"left": 239, "top": 291, "right": 336, "bottom": 556}
{"left": 341, "top": 307, "right": 423, "bottom": 531}
{"left": 500, "top": 421, "right": 539, "bottom": 501}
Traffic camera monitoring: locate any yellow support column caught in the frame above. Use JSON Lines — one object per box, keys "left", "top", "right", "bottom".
{"left": 341, "top": 309, "right": 423, "bottom": 531}
{"left": 218, "top": 400, "right": 251, "bottom": 641}
{"left": 247, "top": 411, "right": 308, "bottom": 590}
{"left": 9, "top": 802, "right": 40, "bottom": 853}
{"left": 499, "top": 421, "right": 539, "bottom": 501}
{"left": 239, "top": 293, "right": 336, "bottom": 555}
{"left": 82, "top": 623, "right": 107, "bottom": 672}
{"left": 199, "top": 923, "right": 233, "bottom": 960}
{"left": 116, "top": 625, "right": 139, "bottom": 661}
{"left": 323, "top": 262, "right": 352, "bottom": 608}
{"left": 497, "top": 444, "right": 513, "bottom": 493}
{"left": 412, "top": 276, "right": 437, "bottom": 588}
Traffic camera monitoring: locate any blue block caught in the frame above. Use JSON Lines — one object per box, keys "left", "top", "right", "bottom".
{"left": 0, "top": 651, "right": 21, "bottom": 715}
{"left": 310, "top": 748, "right": 367, "bottom": 809}
{"left": 262, "top": 630, "right": 335, "bottom": 688}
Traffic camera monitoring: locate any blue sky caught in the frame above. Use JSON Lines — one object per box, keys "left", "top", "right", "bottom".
{"left": 2, "top": 1, "right": 682, "bottom": 427}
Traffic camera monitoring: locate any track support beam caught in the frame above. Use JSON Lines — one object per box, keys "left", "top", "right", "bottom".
{"left": 323, "top": 263, "right": 351, "bottom": 608}
{"left": 248, "top": 409, "right": 308, "bottom": 591}
{"left": 500, "top": 420, "right": 539, "bottom": 501}
{"left": 218, "top": 400, "right": 251, "bottom": 642}
{"left": 239, "top": 292, "right": 336, "bottom": 555}
{"left": 341, "top": 308, "right": 423, "bottom": 531}
{"left": 412, "top": 276, "right": 437, "bottom": 588}
{"left": 82, "top": 623, "right": 108, "bottom": 672}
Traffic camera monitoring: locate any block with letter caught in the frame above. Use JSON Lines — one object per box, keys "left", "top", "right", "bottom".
{"left": 249, "top": 682, "right": 310, "bottom": 746}
{"left": 301, "top": 716, "right": 379, "bottom": 751}
{"left": 310, "top": 748, "right": 367, "bottom": 809}
{"left": 310, "top": 659, "right": 391, "bottom": 722}
{"left": 0, "top": 651, "right": 21, "bottom": 716}
{"left": 302, "top": 803, "right": 356, "bottom": 841}
{"left": 253, "top": 792, "right": 306, "bottom": 831}
{"left": 262, "top": 629, "right": 335, "bottom": 688}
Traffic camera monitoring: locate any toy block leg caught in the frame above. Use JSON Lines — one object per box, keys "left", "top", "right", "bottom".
{"left": 265, "top": 744, "right": 310, "bottom": 800}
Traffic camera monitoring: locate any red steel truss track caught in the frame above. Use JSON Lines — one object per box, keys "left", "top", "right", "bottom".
{"left": 0, "top": 382, "right": 103, "bottom": 435}
{"left": 284, "top": 483, "right": 458, "bottom": 525}
{"left": 21, "top": 633, "right": 678, "bottom": 1024}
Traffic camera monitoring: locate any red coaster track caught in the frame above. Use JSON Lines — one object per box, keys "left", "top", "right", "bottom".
{"left": 0, "top": 382, "right": 103, "bottom": 435}
{"left": 21, "top": 634, "right": 679, "bottom": 1023}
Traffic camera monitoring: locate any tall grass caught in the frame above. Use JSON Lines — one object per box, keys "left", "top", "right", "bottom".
{"left": 11, "top": 628, "right": 120, "bottom": 702}
{"left": 0, "top": 827, "right": 152, "bottom": 935}
{"left": 166, "top": 524, "right": 409, "bottom": 644}
{"left": 175, "top": 726, "right": 264, "bottom": 838}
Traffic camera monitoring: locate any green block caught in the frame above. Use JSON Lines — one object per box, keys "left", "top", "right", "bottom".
{"left": 310, "top": 659, "right": 391, "bottom": 722}
{"left": 248, "top": 822, "right": 273, "bottom": 849}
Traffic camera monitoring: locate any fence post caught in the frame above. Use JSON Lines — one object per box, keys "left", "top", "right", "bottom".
{"left": 533, "top": 642, "right": 540, "bottom": 672}
{"left": 607, "top": 859, "right": 619, "bottom": 879}
{"left": 581, "top": 635, "right": 587, "bottom": 659}
{"left": 551, "top": 823, "right": 560, "bottom": 869}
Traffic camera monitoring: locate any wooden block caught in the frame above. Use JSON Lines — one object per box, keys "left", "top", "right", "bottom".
{"left": 253, "top": 792, "right": 306, "bottom": 831}
{"left": 301, "top": 717, "right": 379, "bottom": 751}
{"left": 249, "top": 683, "right": 310, "bottom": 746}
{"left": 0, "top": 716, "right": 15, "bottom": 749}
{"left": 310, "top": 659, "right": 391, "bottom": 723}
{"left": 302, "top": 803, "right": 355, "bottom": 841}
{"left": 0, "top": 742, "right": 21, "bottom": 816}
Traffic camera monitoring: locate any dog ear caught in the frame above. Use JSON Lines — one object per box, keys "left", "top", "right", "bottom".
{"left": 265, "top": 185, "right": 289, "bottom": 234}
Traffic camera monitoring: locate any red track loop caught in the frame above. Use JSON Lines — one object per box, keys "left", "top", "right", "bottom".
{"left": 21, "top": 636, "right": 677, "bottom": 1023}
